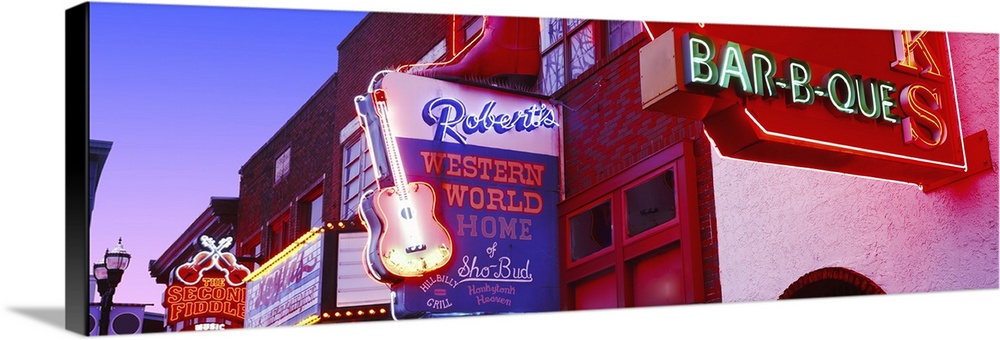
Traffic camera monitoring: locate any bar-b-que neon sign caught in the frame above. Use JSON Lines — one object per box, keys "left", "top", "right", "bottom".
{"left": 681, "top": 31, "right": 945, "bottom": 150}
{"left": 639, "top": 24, "right": 990, "bottom": 191}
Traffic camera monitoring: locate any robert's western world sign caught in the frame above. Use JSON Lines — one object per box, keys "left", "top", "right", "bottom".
{"left": 354, "top": 72, "right": 561, "bottom": 318}
{"left": 640, "top": 24, "right": 989, "bottom": 191}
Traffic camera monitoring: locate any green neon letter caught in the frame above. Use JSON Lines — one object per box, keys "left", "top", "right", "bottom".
{"left": 854, "top": 76, "right": 881, "bottom": 119}
{"left": 824, "top": 69, "right": 856, "bottom": 114}
{"left": 747, "top": 48, "right": 777, "bottom": 98}
{"left": 717, "top": 41, "right": 752, "bottom": 93}
{"left": 784, "top": 58, "right": 814, "bottom": 107}
{"left": 878, "top": 80, "right": 900, "bottom": 123}
{"left": 682, "top": 32, "right": 718, "bottom": 88}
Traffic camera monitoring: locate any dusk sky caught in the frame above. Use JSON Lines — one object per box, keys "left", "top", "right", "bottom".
{"left": 87, "top": 2, "right": 366, "bottom": 313}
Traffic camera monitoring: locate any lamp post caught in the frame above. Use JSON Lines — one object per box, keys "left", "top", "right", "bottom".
{"left": 93, "top": 238, "right": 131, "bottom": 336}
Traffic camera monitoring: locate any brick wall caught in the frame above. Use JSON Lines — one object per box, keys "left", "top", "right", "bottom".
{"left": 236, "top": 13, "right": 456, "bottom": 258}
{"left": 551, "top": 34, "right": 722, "bottom": 303}
{"left": 235, "top": 12, "right": 721, "bottom": 303}
{"left": 331, "top": 13, "right": 453, "bottom": 216}
{"left": 332, "top": 13, "right": 453, "bottom": 155}
{"left": 235, "top": 74, "right": 339, "bottom": 258}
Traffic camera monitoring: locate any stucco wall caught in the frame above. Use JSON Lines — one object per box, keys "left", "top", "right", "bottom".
{"left": 714, "top": 32, "right": 999, "bottom": 302}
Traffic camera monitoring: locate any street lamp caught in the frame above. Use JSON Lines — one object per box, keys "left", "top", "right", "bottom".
{"left": 93, "top": 238, "right": 131, "bottom": 335}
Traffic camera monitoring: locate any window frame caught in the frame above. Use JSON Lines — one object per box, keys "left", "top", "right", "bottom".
{"left": 621, "top": 166, "right": 680, "bottom": 245}
{"left": 296, "top": 178, "right": 326, "bottom": 231}
{"left": 463, "top": 16, "right": 484, "bottom": 45}
{"left": 239, "top": 230, "right": 263, "bottom": 270}
{"left": 539, "top": 18, "right": 600, "bottom": 95}
{"left": 558, "top": 139, "right": 703, "bottom": 309}
{"left": 265, "top": 210, "right": 291, "bottom": 259}
{"left": 274, "top": 146, "right": 291, "bottom": 185}
{"left": 340, "top": 130, "right": 378, "bottom": 220}
{"left": 565, "top": 193, "right": 615, "bottom": 265}
{"left": 605, "top": 20, "right": 644, "bottom": 56}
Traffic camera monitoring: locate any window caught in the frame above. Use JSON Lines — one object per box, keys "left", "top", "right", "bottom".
{"left": 298, "top": 186, "right": 325, "bottom": 231}
{"left": 560, "top": 142, "right": 700, "bottom": 309}
{"left": 240, "top": 232, "right": 262, "bottom": 271}
{"left": 307, "top": 194, "right": 323, "bottom": 228}
{"left": 336, "top": 124, "right": 390, "bottom": 308}
{"left": 606, "top": 21, "right": 643, "bottom": 54}
{"left": 566, "top": 168, "right": 678, "bottom": 266}
{"left": 250, "top": 243, "right": 261, "bottom": 271}
{"left": 341, "top": 129, "right": 378, "bottom": 219}
{"left": 539, "top": 18, "right": 596, "bottom": 95}
{"left": 464, "top": 16, "right": 484, "bottom": 42}
{"left": 625, "top": 170, "right": 676, "bottom": 236}
{"left": 274, "top": 147, "right": 291, "bottom": 184}
{"left": 568, "top": 200, "right": 612, "bottom": 261}
{"left": 267, "top": 214, "right": 291, "bottom": 258}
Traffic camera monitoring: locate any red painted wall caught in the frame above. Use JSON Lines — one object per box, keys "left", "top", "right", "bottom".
{"left": 551, "top": 32, "right": 721, "bottom": 303}
{"left": 712, "top": 32, "right": 999, "bottom": 301}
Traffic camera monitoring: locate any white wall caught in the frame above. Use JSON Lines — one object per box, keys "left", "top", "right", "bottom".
{"left": 714, "top": 33, "right": 999, "bottom": 302}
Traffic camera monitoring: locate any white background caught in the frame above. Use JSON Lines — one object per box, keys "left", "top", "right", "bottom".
{"left": 1, "top": 0, "right": 997, "bottom": 339}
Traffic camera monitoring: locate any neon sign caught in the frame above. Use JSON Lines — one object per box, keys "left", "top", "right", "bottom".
{"left": 193, "top": 323, "right": 226, "bottom": 331}
{"left": 421, "top": 97, "right": 559, "bottom": 145}
{"left": 175, "top": 236, "right": 251, "bottom": 286}
{"left": 358, "top": 71, "right": 561, "bottom": 318}
{"left": 244, "top": 229, "right": 324, "bottom": 328}
{"left": 165, "top": 276, "right": 245, "bottom": 323}
{"left": 165, "top": 236, "right": 249, "bottom": 326}
{"left": 639, "top": 24, "right": 989, "bottom": 190}
{"left": 680, "top": 32, "right": 948, "bottom": 147}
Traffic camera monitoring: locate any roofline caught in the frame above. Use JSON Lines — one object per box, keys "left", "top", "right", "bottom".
{"left": 149, "top": 197, "right": 238, "bottom": 279}
{"left": 337, "top": 13, "right": 375, "bottom": 51}
{"left": 239, "top": 71, "right": 338, "bottom": 175}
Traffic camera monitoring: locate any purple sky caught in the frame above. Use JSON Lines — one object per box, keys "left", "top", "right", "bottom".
{"left": 88, "top": 2, "right": 366, "bottom": 313}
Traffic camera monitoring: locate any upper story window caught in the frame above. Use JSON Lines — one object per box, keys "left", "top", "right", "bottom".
{"left": 539, "top": 18, "right": 596, "bottom": 95}
{"left": 274, "top": 147, "right": 291, "bottom": 184}
{"left": 607, "top": 21, "right": 643, "bottom": 54}
{"left": 298, "top": 185, "right": 325, "bottom": 231}
{"left": 240, "top": 232, "right": 262, "bottom": 271}
{"left": 341, "top": 125, "right": 378, "bottom": 219}
{"left": 267, "top": 213, "right": 291, "bottom": 258}
{"left": 464, "top": 16, "right": 484, "bottom": 43}
{"left": 307, "top": 194, "right": 324, "bottom": 229}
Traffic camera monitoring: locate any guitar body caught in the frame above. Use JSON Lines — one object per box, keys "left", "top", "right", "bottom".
{"left": 354, "top": 82, "right": 455, "bottom": 285}
{"left": 359, "top": 189, "right": 397, "bottom": 284}
{"left": 360, "top": 181, "right": 453, "bottom": 283}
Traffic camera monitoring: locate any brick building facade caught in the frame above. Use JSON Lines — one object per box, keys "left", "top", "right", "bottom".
{"left": 235, "top": 74, "right": 338, "bottom": 263}
{"left": 231, "top": 11, "right": 722, "bottom": 323}
{"left": 134, "top": 4, "right": 997, "bottom": 334}
{"left": 335, "top": 14, "right": 722, "bottom": 310}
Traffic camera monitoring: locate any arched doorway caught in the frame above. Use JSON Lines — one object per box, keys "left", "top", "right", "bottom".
{"left": 779, "top": 267, "right": 885, "bottom": 299}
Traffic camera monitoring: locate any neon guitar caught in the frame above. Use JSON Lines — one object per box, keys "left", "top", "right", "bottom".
{"left": 175, "top": 236, "right": 251, "bottom": 286}
{"left": 354, "top": 76, "right": 453, "bottom": 284}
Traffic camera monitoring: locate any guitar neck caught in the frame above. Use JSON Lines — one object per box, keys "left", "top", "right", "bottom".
{"left": 372, "top": 90, "right": 411, "bottom": 201}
